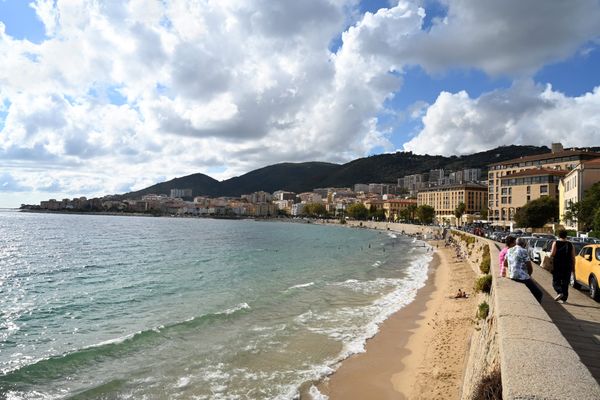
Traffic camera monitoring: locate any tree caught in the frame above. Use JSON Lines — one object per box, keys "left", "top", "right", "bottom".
{"left": 371, "top": 208, "right": 386, "bottom": 221}
{"left": 513, "top": 196, "right": 558, "bottom": 228}
{"left": 304, "top": 202, "right": 327, "bottom": 217}
{"left": 416, "top": 205, "right": 435, "bottom": 224}
{"left": 347, "top": 203, "right": 368, "bottom": 220}
{"left": 578, "top": 183, "right": 600, "bottom": 231}
{"left": 480, "top": 203, "right": 488, "bottom": 220}
{"left": 399, "top": 204, "right": 418, "bottom": 223}
{"left": 454, "top": 202, "right": 466, "bottom": 225}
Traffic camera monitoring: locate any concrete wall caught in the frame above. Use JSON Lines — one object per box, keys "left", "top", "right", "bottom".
{"left": 456, "top": 232, "right": 600, "bottom": 400}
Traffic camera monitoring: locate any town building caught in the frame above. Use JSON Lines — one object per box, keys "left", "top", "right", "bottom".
{"left": 353, "top": 183, "right": 370, "bottom": 193}
{"left": 400, "top": 173, "right": 428, "bottom": 197}
{"left": 487, "top": 144, "right": 600, "bottom": 225}
{"left": 417, "top": 183, "right": 487, "bottom": 225}
{"left": 559, "top": 158, "right": 600, "bottom": 231}
{"left": 170, "top": 188, "right": 192, "bottom": 199}
{"left": 382, "top": 198, "right": 417, "bottom": 221}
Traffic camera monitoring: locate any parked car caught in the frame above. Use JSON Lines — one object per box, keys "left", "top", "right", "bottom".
{"left": 529, "top": 238, "right": 551, "bottom": 264}
{"left": 572, "top": 244, "right": 600, "bottom": 301}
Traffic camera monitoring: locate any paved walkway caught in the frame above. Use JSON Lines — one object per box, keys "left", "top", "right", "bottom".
{"left": 531, "top": 261, "right": 600, "bottom": 383}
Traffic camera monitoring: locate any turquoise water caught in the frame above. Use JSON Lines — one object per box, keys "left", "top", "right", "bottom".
{"left": 0, "top": 211, "right": 431, "bottom": 399}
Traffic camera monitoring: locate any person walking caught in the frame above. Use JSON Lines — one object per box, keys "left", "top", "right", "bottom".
{"left": 550, "top": 229, "right": 576, "bottom": 302}
{"left": 504, "top": 237, "right": 543, "bottom": 303}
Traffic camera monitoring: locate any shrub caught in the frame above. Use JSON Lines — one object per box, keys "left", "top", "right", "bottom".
{"left": 480, "top": 245, "right": 491, "bottom": 274}
{"left": 477, "top": 301, "right": 490, "bottom": 319}
{"left": 473, "top": 367, "right": 502, "bottom": 399}
{"left": 475, "top": 274, "right": 492, "bottom": 293}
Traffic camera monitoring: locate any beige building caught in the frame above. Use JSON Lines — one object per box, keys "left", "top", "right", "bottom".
{"left": 559, "top": 158, "right": 600, "bottom": 230}
{"left": 417, "top": 183, "right": 487, "bottom": 224}
{"left": 487, "top": 144, "right": 600, "bottom": 225}
{"left": 382, "top": 199, "right": 417, "bottom": 221}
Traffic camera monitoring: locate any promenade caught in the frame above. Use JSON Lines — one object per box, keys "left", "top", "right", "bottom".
{"left": 533, "top": 264, "right": 600, "bottom": 382}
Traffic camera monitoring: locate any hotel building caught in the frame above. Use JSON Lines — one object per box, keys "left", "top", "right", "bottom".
{"left": 487, "top": 144, "right": 600, "bottom": 225}
{"left": 417, "top": 183, "right": 487, "bottom": 224}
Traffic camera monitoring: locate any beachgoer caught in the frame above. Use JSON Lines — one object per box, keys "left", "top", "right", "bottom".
{"left": 499, "top": 236, "right": 516, "bottom": 277}
{"left": 504, "top": 237, "right": 543, "bottom": 303}
{"left": 454, "top": 289, "right": 464, "bottom": 298}
{"left": 550, "top": 229, "right": 576, "bottom": 302}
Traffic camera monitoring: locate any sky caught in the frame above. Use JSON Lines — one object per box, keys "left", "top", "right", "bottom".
{"left": 0, "top": 0, "right": 599, "bottom": 207}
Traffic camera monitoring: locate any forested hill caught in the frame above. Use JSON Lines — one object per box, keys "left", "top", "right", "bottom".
{"left": 121, "top": 145, "right": 550, "bottom": 199}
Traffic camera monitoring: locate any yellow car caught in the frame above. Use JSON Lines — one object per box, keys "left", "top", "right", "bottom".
{"left": 572, "top": 244, "right": 600, "bottom": 301}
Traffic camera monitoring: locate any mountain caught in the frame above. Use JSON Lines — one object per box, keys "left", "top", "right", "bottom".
{"left": 120, "top": 145, "right": 551, "bottom": 199}
{"left": 123, "top": 172, "right": 221, "bottom": 199}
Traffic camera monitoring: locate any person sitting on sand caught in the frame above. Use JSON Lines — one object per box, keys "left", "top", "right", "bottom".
{"left": 454, "top": 289, "right": 468, "bottom": 298}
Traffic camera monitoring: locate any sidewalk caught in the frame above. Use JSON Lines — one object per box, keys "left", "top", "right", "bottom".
{"left": 531, "top": 263, "right": 600, "bottom": 383}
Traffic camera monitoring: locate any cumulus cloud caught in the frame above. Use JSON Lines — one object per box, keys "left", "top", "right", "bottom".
{"left": 0, "top": 173, "right": 32, "bottom": 192}
{"left": 352, "top": 0, "right": 600, "bottom": 76}
{"left": 404, "top": 81, "right": 600, "bottom": 155}
{"left": 1, "top": 0, "right": 599, "bottom": 205}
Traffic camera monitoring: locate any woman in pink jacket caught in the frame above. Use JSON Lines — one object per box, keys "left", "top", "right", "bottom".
{"left": 499, "top": 236, "right": 516, "bottom": 276}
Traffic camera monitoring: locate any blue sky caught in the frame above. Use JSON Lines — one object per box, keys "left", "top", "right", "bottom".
{"left": 1, "top": 0, "right": 599, "bottom": 207}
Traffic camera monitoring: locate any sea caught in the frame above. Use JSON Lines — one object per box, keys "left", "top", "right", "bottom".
{"left": 0, "top": 210, "right": 432, "bottom": 400}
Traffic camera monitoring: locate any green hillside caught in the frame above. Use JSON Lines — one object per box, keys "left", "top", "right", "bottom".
{"left": 121, "top": 145, "right": 552, "bottom": 198}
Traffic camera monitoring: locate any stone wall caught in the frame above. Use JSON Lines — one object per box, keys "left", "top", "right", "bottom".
{"left": 455, "top": 231, "right": 600, "bottom": 400}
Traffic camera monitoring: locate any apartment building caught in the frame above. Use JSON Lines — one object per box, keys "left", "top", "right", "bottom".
{"left": 487, "top": 144, "right": 600, "bottom": 225}
{"left": 417, "top": 183, "right": 487, "bottom": 224}
{"left": 559, "top": 158, "right": 600, "bottom": 230}
{"left": 382, "top": 198, "right": 417, "bottom": 221}
{"left": 400, "top": 173, "right": 429, "bottom": 197}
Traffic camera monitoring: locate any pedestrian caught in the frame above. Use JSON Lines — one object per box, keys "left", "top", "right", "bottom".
{"left": 550, "top": 229, "right": 576, "bottom": 302}
{"left": 504, "top": 237, "right": 543, "bottom": 303}
{"left": 499, "top": 236, "right": 516, "bottom": 277}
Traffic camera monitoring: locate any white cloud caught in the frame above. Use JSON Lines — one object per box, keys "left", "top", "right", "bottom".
{"left": 1, "top": 0, "right": 599, "bottom": 206}
{"left": 404, "top": 81, "right": 600, "bottom": 156}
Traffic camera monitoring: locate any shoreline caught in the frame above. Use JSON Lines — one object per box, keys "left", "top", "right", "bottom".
{"left": 311, "top": 240, "right": 476, "bottom": 400}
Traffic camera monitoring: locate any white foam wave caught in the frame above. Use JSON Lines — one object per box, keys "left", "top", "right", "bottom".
{"left": 308, "top": 385, "right": 329, "bottom": 400}
{"left": 387, "top": 232, "right": 397, "bottom": 239}
{"left": 287, "top": 282, "right": 315, "bottom": 290}
{"left": 223, "top": 302, "right": 250, "bottom": 315}
{"left": 371, "top": 260, "right": 382, "bottom": 267}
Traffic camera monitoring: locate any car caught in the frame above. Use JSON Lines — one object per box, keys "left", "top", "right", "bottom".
{"left": 529, "top": 238, "right": 551, "bottom": 264}
{"left": 571, "top": 244, "right": 600, "bottom": 301}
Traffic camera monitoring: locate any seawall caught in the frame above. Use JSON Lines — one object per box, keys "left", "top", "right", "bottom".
{"left": 454, "top": 231, "right": 600, "bottom": 400}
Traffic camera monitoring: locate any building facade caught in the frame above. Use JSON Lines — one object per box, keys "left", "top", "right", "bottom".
{"left": 559, "top": 158, "right": 600, "bottom": 230}
{"left": 417, "top": 183, "right": 487, "bottom": 224}
{"left": 382, "top": 199, "right": 417, "bottom": 221}
{"left": 487, "top": 145, "right": 600, "bottom": 225}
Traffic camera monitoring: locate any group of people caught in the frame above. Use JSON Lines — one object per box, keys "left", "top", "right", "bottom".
{"left": 499, "top": 229, "right": 576, "bottom": 304}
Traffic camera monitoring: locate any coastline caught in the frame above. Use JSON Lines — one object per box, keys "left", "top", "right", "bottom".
{"left": 311, "top": 240, "right": 477, "bottom": 400}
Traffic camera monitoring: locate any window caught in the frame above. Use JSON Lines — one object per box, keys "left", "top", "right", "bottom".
{"left": 526, "top": 186, "right": 531, "bottom": 194}
{"left": 526, "top": 195, "right": 531, "bottom": 202}
{"left": 581, "top": 246, "right": 593, "bottom": 258}
{"left": 596, "top": 248, "right": 600, "bottom": 262}
{"left": 540, "top": 185, "right": 548, "bottom": 194}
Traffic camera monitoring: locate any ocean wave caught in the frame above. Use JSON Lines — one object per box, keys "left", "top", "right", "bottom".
{"left": 286, "top": 282, "right": 315, "bottom": 290}
{"left": 308, "top": 385, "right": 329, "bottom": 400}
{"left": 0, "top": 302, "right": 252, "bottom": 385}
{"left": 387, "top": 232, "right": 398, "bottom": 239}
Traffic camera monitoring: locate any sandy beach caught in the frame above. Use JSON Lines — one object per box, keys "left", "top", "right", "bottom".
{"left": 315, "top": 242, "right": 477, "bottom": 399}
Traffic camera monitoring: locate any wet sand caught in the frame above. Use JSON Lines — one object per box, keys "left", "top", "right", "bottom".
{"left": 315, "top": 242, "right": 477, "bottom": 399}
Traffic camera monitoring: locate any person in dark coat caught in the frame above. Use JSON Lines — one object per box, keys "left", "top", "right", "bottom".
{"left": 550, "top": 229, "right": 577, "bottom": 302}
